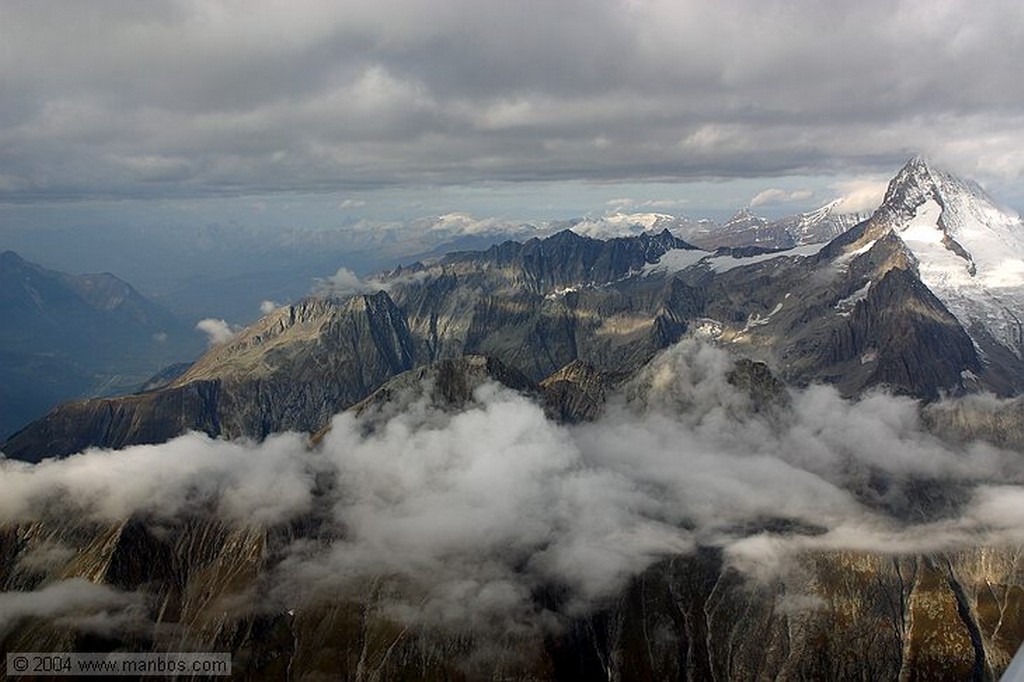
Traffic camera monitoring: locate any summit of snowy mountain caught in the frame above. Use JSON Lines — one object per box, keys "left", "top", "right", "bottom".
{"left": 875, "top": 157, "right": 1024, "bottom": 359}
{"left": 724, "top": 208, "right": 769, "bottom": 228}
{"left": 564, "top": 212, "right": 708, "bottom": 240}
{"left": 880, "top": 156, "right": 997, "bottom": 221}
{"left": 679, "top": 202, "right": 864, "bottom": 251}
{"left": 776, "top": 199, "right": 867, "bottom": 246}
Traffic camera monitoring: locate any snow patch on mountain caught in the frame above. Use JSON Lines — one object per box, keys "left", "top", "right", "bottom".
{"left": 834, "top": 282, "right": 871, "bottom": 317}
{"left": 743, "top": 302, "right": 783, "bottom": 330}
{"left": 641, "top": 248, "right": 709, "bottom": 275}
{"left": 706, "top": 243, "right": 827, "bottom": 273}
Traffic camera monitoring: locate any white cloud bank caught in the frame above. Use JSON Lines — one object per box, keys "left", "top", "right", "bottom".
{"left": 1, "top": 341, "right": 1022, "bottom": 637}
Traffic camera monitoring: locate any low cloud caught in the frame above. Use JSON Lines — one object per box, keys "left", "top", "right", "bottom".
{"left": 0, "top": 579, "right": 142, "bottom": 638}
{"left": 605, "top": 198, "right": 688, "bottom": 211}
{"left": 1, "top": 340, "right": 1022, "bottom": 639}
{"left": 0, "top": 432, "right": 315, "bottom": 524}
{"left": 749, "top": 188, "right": 814, "bottom": 207}
{"left": 15, "top": 541, "right": 77, "bottom": 572}
{"left": 421, "top": 213, "right": 509, "bottom": 236}
{"left": 831, "top": 178, "right": 889, "bottom": 214}
{"left": 195, "top": 318, "right": 237, "bottom": 346}
{"left": 646, "top": 199, "right": 689, "bottom": 209}
{"left": 311, "top": 267, "right": 381, "bottom": 298}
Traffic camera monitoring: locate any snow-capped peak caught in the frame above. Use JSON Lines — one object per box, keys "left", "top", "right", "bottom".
{"left": 877, "top": 157, "right": 1024, "bottom": 357}
{"left": 879, "top": 157, "right": 1024, "bottom": 273}
{"left": 782, "top": 199, "right": 866, "bottom": 246}
{"left": 566, "top": 212, "right": 701, "bottom": 240}
{"left": 880, "top": 156, "right": 1002, "bottom": 220}
{"left": 724, "top": 208, "right": 768, "bottom": 227}
{"left": 798, "top": 199, "right": 844, "bottom": 226}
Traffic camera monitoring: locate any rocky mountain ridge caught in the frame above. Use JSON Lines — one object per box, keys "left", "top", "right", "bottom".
{"left": 6, "top": 159, "right": 1024, "bottom": 460}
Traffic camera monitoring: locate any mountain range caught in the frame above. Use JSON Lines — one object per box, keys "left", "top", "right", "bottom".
{"left": 8, "top": 157, "right": 1023, "bottom": 458}
{"left": 2, "top": 158, "right": 1024, "bottom": 680}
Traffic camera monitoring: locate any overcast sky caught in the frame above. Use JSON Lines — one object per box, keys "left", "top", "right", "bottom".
{"left": 2, "top": 0, "right": 1024, "bottom": 220}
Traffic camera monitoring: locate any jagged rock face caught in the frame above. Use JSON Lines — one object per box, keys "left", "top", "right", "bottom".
{"left": 2, "top": 281, "right": 688, "bottom": 461}
{"left": 538, "top": 359, "right": 626, "bottom": 423}
{"left": 432, "top": 228, "right": 698, "bottom": 295}
{"left": 849, "top": 266, "right": 980, "bottom": 396}
{"left": 179, "top": 293, "right": 418, "bottom": 387}
{"left": 725, "top": 357, "right": 790, "bottom": 413}
{"left": 4, "top": 161, "right": 1024, "bottom": 681}
{"left": 2, "top": 230, "right": 710, "bottom": 460}
{"left": 0, "top": 381, "right": 223, "bottom": 462}
{"left": 3, "top": 344, "right": 1024, "bottom": 679}
{"left": 634, "top": 159, "right": 1024, "bottom": 398}
{"left": 769, "top": 253, "right": 980, "bottom": 400}
{"left": 0, "top": 516, "right": 279, "bottom": 666}
{"left": 387, "top": 230, "right": 701, "bottom": 381}
{"left": 344, "top": 355, "right": 540, "bottom": 428}
{"left": 551, "top": 549, "right": 1024, "bottom": 682}
{"left": 345, "top": 353, "right": 785, "bottom": 432}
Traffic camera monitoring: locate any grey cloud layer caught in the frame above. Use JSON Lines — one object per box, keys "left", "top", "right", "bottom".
{"left": 2, "top": 0, "right": 1023, "bottom": 200}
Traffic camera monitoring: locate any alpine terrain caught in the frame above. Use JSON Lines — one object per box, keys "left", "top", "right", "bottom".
{"left": 2, "top": 158, "right": 1024, "bottom": 680}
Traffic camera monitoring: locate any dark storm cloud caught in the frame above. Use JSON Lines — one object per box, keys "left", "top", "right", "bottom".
{"left": 1, "top": 0, "right": 1023, "bottom": 200}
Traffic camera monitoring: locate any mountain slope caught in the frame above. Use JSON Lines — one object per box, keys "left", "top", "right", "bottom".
{"left": 772, "top": 199, "right": 868, "bottom": 246}
{"left": 1, "top": 293, "right": 421, "bottom": 462}
{"left": 0, "top": 251, "right": 202, "bottom": 438}
{"left": 1, "top": 228, "right": 706, "bottom": 460}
